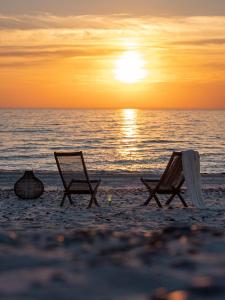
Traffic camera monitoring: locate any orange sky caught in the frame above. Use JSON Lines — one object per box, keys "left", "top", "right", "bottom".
{"left": 0, "top": 15, "right": 225, "bottom": 108}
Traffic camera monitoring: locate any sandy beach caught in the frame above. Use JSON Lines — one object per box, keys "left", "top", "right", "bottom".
{"left": 0, "top": 172, "right": 225, "bottom": 299}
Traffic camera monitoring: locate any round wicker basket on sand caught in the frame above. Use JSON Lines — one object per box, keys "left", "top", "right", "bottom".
{"left": 14, "top": 170, "right": 44, "bottom": 200}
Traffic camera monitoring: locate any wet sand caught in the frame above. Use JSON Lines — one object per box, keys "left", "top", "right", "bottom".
{"left": 0, "top": 172, "right": 225, "bottom": 299}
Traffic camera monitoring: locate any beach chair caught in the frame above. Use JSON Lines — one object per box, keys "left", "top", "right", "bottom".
{"left": 141, "top": 152, "right": 188, "bottom": 208}
{"left": 54, "top": 151, "right": 101, "bottom": 208}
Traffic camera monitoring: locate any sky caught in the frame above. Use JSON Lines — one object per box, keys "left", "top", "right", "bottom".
{"left": 0, "top": 1, "right": 225, "bottom": 108}
{"left": 1, "top": 0, "right": 225, "bottom": 16}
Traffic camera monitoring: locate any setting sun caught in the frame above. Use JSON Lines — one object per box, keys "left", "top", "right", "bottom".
{"left": 114, "top": 51, "right": 148, "bottom": 84}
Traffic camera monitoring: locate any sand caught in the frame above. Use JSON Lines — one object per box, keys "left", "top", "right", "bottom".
{"left": 0, "top": 172, "right": 225, "bottom": 299}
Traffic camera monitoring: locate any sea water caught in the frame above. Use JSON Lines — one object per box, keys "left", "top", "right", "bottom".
{"left": 0, "top": 109, "right": 224, "bottom": 174}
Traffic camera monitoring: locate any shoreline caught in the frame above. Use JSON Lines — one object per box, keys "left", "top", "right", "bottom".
{"left": 0, "top": 171, "right": 225, "bottom": 191}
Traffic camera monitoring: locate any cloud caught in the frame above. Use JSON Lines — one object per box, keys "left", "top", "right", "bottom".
{"left": 171, "top": 38, "right": 225, "bottom": 46}
{"left": 0, "top": 14, "right": 141, "bottom": 30}
{"left": 1, "top": 15, "right": 225, "bottom": 48}
{"left": 0, "top": 14, "right": 224, "bottom": 31}
{"left": 0, "top": 14, "right": 224, "bottom": 82}
{"left": 0, "top": 60, "right": 43, "bottom": 68}
{"left": 1, "top": 0, "right": 225, "bottom": 16}
{"left": 0, "top": 46, "right": 118, "bottom": 58}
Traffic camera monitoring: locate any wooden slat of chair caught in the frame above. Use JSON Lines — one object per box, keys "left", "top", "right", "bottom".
{"left": 54, "top": 151, "right": 101, "bottom": 208}
{"left": 141, "top": 152, "right": 188, "bottom": 208}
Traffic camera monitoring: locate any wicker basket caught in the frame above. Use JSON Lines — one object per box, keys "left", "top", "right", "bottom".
{"left": 14, "top": 170, "right": 44, "bottom": 200}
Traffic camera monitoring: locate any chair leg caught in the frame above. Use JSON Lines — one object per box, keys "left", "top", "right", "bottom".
{"left": 154, "top": 195, "right": 163, "bottom": 208}
{"left": 142, "top": 194, "right": 153, "bottom": 206}
{"left": 141, "top": 179, "right": 162, "bottom": 208}
{"left": 141, "top": 178, "right": 152, "bottom": 206}
{"left": 142, "top": 192, "right": 162, "bottom": 208}
{"left": 87, "top": 183, "right": 101, "bottom": 208}
{"left": 93, "top": 182, "right": 101, "bottom": 207}
{"left": 92, "top": 185, "right": 100, "bottom": 207}
{"left": 87, "top": 195, "right": 94, "bottom": 208}
{"left": 93, "top": 196, "right": 100, "bottom": 207}
{"left": 60, "top": 193, "right": 66, "bottom": 207}
{"left": 178, "top": 193, "right": 188, "bottom": 207}
{"left": 165, "top": 193, "right": 176, "bottom": 206}
{"left": 67, "top": 194, "right": 74, "bottom": 205}
{"left": 87, "top": 192, "right": 100, "bottom": 208}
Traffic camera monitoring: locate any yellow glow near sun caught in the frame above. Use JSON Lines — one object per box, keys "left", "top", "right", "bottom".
{"left": 114, "top": 51, "right": 148, "bottom": 84}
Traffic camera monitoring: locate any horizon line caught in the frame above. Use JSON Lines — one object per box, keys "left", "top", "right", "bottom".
{"left": 0, "top": 107, "right": 225, "bottom": 111}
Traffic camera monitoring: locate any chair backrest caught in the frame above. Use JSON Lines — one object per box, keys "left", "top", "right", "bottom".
{"left": 160, "top": 152, "right": 184, "bottom": 189}
{"left": 54, "top": 151, "right": 89, "bottom": 189}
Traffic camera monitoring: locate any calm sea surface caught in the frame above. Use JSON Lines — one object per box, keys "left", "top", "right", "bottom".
{"left": 0, "top": 109, "right": 224, "bottom": 173}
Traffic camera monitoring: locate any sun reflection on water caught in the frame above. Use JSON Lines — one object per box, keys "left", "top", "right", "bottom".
{"left": 122, "top": 109, "right": 137, "bottom": 139}
{"left": 116, "top": 109, "right": 139, "bottom": 169}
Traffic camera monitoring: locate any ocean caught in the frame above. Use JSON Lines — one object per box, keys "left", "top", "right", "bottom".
{"left": 0, "top": 109, "right": 224, "bottom": 174}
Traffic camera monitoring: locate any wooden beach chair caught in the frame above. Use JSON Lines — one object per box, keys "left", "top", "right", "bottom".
{"left": 141, "top": 152, "right": 188, "bottom": 208}
{"left": 54, "top": 151, "right": 101, "bottom": 208}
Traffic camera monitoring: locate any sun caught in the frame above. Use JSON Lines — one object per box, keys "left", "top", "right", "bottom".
{"left": 114, "top": 51, "right": 148, "bottom": 84}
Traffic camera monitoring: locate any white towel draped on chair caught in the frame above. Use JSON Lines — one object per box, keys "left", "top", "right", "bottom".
{"left": 182, "top": 150, "right": 205, "bottom": 208}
